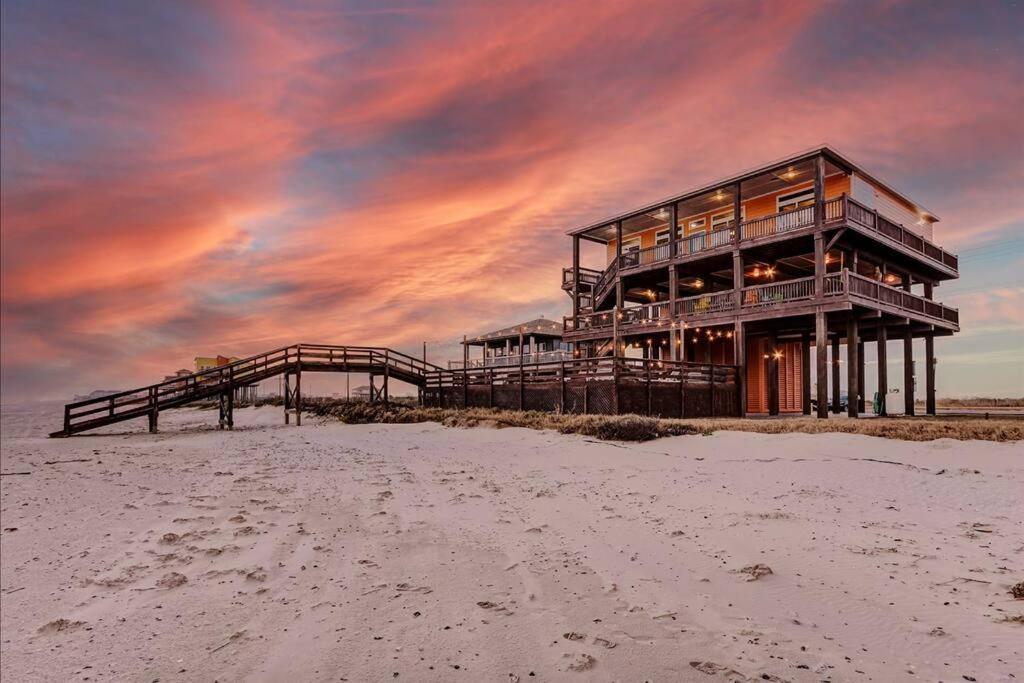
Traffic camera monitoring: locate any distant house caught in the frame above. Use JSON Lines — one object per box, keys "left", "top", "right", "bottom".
{"left": 194, "top": 355, "right": 239, "bottom": 372}
{"left": 351, "top": 385, "right": 373, "bottom": 400}
{"left": 452, "top": 317, "right": 571, "bottom": 369}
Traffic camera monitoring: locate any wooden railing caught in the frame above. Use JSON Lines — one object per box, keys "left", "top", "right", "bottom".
{"left": 619, "top": 242, "right": 672, "bottom": 270}
{"left": 678, "top": 227, "right": 733, "bottom": 257}
{"left": 844, "top": 196, "right": 958, "bottom": 271}
{"left": 562, "top": 267, "right": 601, "bottom": 288}
{"left": 57, "top": 344, "right": 444, "bottom": 436}
{"left": 741, "top": 275, "right": 816, "bottom": 308}
{"left": 847, "top": 272, "right": 959, "bottom": 324}
{"left": 449, "top": 350, "right": 574, "bottom": 369}
{"left": 739, "top": 205, "right": 816, "bottom": 240}
{"left": 675, "top": 290, "right": 736, "bottom": 316}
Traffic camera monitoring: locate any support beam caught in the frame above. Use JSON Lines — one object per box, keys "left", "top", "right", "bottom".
{"left": 668, "top": 204, "right": 678, "bottom": 257}
{"left": 813, "top": 153, "right": 826, "bottom": 231}
{"left": 847, "top": 318, "right": 859, "bottom": 418}
{"left": 572, "top": 236, "right": 580, "bottom": 324}
{"left": 801, "top": 332, "right": 811, "bottom": 415}
{"left": 814, "top": 232, "right": 825, "bottom": 299}
{"left": 733, "top": 251, "right": 744, "bottom": 307}
{"left": 733, "top": 182, "right": 742, "bottom": 244}
{"left": 904, "top": 330, "right": 915, "bottom": 416}
{"left": 669, "top": 266, "right": 679, "bottom": 360}
{"left": 925, "top": 333, "right": 936, "bottom": 415}
{"left": 831, "top": 336, "right": 841, "bottom": 414}
{"left": 857, "top": 339, "right": 865, "bottom": 414}
{"left": 768, "top": 331, "right": 779, "bottom": 416}
{"left": 877, "top": 325, "right": 888, "bottom": 416}
{"left": 815, "top": 310, "right": 828, "bottom": 419}
{"left": 735, "top": 320, "right": 746, "bottom": 417}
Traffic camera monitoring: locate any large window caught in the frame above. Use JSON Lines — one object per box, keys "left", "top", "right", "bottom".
{"left": 655, "top": 229, "right": 672, "bottom": 245}
{"left": 621, "top": 237, "right": 641, "bottom": 253}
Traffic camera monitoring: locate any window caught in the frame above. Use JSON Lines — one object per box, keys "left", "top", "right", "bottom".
{"left": 689, "top": 217, "right": 706, "bottom": 231}
{"left": 777, "top": 189, "right": 814, "bottom": 213}
{"left": 621, "top": 237, "right": 641, "bottom": 253}
{"left": 711, "top": 211, "right": 734, "bottom": 230}
{"left": 655, "top": 229, "right": 672, "bottom": 245}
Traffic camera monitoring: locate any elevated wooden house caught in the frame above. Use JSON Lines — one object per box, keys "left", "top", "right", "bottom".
{"left": 563, "top": 145, "right": 959, "bottom": 417}
{"left": 451, "top": 317, "right": 571, "bottom": 369}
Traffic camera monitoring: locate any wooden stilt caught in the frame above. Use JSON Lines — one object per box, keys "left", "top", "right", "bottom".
{"left": 831, "top": 335, "right": 841, "bottom": 414}
{"left": 877, "top": 325, "right": 888, "bottom": 416}
{"left": 904, "top": 330, "right": 915, "bottom": 416}
{"left": 815, "top": 310, "right": 828, "bottom": 419}
{"left": 768, "top": 331, "right": 779, "bottom": 416}
{"left": 925, "top": 333, "right": 936, "bottom": 415}
{"left": 801, "top": 332, "right": 811, "bottom": 415}
{"left": 734, "top": 320, "right": 745, "bottom": 417}
{"left": 847, "top": 317, "right": 859, "bottom": 418}
{"left": 857, "top": 339, "right": 865, "bottom": 414}
{"left": 284, "top": 372, "right": 291, "bottom": 424}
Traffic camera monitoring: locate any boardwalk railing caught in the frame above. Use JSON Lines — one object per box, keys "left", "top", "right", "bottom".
{"left": 424, "top": 355, "right": 740, "bottom": 417}
{"left": 55, "top": 344, "right": 443, "bottom": 437}
{"left": 449, "top": 350, "right": 574, "bottom": 369}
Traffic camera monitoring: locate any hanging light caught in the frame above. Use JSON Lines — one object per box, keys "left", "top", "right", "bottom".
{"left": 773, "top": 350, "right": 783, "bottom": 360}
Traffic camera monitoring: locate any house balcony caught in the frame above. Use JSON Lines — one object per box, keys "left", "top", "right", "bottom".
{"left": 448, "top": 350, "right": 574, "bottom": 370}
{"left": 564, "top": 195, "right": 958, "bottom": 302}
{"left": 563, "top": 269, "right": 959, "bottom": 341}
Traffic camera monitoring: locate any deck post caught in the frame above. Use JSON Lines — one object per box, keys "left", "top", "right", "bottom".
{"left": 612, "top": 357, "right": 620, "bottom": 415}
{"left": 801, "top": 332, "right": 811, "bottom": 415}
{"left": 647, "top": 360, "right": 653, "bottom": 415}
{"left": 814, "top": 232, "right": 825, "bottom": 299}
{"left": 294, "top": 365, "right": 302, "bottom": 426}
{"left": 847, "top": 317, "right": 859, "bottom": 418}
{"left": 925, "top": 332, "right": 936, "bottom": 415}
{"left": 668, "top": 204, "right": 678, "bottom": 257}
{"left": 732, "top": 182, "right": 742, "bottom": 243}
{"left": 877, "top": 324, "right": 888, "bottom": 416}
{"left": 904, "top": 330, "right": 915, "bottom": 415}
{"left": 518, "top": 328, "right": 525, "bottom": 411}
{"left": 709, "top": 360, "right": 717, "bottom": 417}
{"left": 572, "top": 236, "right": 581, "bottom": 326}
{"left": 814, "top": 153, "right": 825, "bottom": 227}
{"left": 733, "top": 250, "right": 744, "bottom": 309}
{"left": 767, "top": 331, "right": 779, "bottom": 416}
{"left": 857, "top": 339, "right": 865, "bottom": 413}
{"left": 815, "top": 309, "right": 828, "bottom": 419}
{"left": 383, "top": 355, "right": 390, "bottom": 405}
{"left": 669, "top": 265, "right": 679, "bottom": 360}
{"left": 734, "top": 320, "right": 745, "bottom": 417}
{"left": 559, "top": 362, "right": 566, "bottom": 413}
{"left": 831, "top": 335, "right": 841, "bottom": 414}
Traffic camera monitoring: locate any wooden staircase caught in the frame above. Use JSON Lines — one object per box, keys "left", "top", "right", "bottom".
{"left": 52, "top": 344, "right": 442, "bottom": 437}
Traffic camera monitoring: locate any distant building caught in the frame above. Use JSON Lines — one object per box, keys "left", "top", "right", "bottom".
{"left": 194, "top": 355, "right": 239, "bottom": 372}
{"left": 451, "top": 317, "right": 572, "bottom": 369}
{"left": 351, "top": 385, "right": 373, "bottom": 400}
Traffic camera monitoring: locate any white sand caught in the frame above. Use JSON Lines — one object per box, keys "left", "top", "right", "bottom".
{"left": 1, "top": 403, "right": 1021, "bottom": 682}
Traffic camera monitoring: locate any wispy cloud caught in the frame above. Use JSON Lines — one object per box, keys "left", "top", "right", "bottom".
{"left": 2, "top": 0, "right": 1022, "bottom": 398}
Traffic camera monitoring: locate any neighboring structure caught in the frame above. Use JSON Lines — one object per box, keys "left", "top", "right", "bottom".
{"left": 194, "top": 355, "right": 257, "bottom": 402}
{"left": 450, "top": 317, "right": 572, "bottom": 369}
{"left": 562, "top": 145, "right": 959, "bottom": 418}
{"left": 351, "top": 385, "right": 373, "bottom": 400}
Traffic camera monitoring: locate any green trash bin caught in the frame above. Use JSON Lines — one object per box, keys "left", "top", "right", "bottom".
{"left": 872, "top": 391, "right": 881, "bottom": 415}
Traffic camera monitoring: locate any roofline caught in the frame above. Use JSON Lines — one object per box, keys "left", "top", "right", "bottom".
{"left": 566, "top": 144, "right": 939, "bottom": 240}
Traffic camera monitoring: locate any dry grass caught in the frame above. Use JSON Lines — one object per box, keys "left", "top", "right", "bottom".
{"left": 302, "top": 400, "right": 1023, "bottom": 443}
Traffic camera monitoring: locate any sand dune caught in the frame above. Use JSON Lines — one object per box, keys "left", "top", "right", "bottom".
{"left": 1, "top": 404, "right": 1021, "bottom": 681}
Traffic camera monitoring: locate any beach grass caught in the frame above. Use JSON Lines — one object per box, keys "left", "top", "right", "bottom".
{"left": 300, "top": 399, "right": 1023, "bottom": 443}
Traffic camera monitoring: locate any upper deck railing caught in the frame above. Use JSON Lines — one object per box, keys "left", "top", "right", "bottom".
{"left": 566, "top": 195, "right": 957, "bottom": 293}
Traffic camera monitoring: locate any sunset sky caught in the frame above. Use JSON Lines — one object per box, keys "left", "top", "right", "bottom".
{"left": 2, "top": 0, "right": 1022, "bottom": 400}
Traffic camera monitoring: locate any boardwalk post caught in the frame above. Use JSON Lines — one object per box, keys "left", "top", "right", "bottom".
{"left": 646, "top": 359, "right": 652, "bottom": 416}
{"left": 295, "top": 365, "right": 302, "bottom": 426}
{"left": 847, "top": 317, "right": 859, "bottom": 418}
{"left": 734, "top": 320, "right": 744, "bottom": 418}
{"left": 904, "top": 330, "right": 915, "bottom": 416}
{"left": 384, "top": 353, "right": 390, "bottom": 405}
{"left": 284, "top": 371, "right": 291, "bottom": 424}
{"left": 815, "top": 309, "right": 828, "bottom": 419}
{"left": 148, "top": 387, "right": 158, "bottom": 434}
{"left": 710, "top": 360, "right": 718, "bottom": 417}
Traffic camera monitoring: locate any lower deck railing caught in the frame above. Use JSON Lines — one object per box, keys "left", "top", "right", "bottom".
{"left": 423, "top": 356, "right": 740, "bottom": 417}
